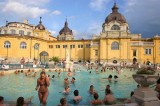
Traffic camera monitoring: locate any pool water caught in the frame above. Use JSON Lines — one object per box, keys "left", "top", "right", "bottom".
{"left": 0, "top": 68, "right": 138, "bottom": 106}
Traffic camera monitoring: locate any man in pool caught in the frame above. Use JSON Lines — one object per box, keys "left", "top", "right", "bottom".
{"left": 35, "top": 71, "right": 50, "bottom": 105}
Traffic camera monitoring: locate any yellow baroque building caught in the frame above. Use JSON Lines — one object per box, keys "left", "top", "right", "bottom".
{"left": 0, "top": 3, "right": 160, "bottom": 64}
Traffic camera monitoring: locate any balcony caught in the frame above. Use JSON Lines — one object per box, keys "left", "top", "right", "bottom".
{"left": 131, "top": 42, "right": 154, "bottom": 46}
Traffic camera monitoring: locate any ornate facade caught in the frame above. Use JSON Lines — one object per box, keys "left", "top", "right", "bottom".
{"left": 0, "top": 3, "right": 160, "bottom": 64}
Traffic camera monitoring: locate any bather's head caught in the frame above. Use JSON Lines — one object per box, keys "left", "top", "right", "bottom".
{"left": 40, "top": 71, "right": 46, "bottom": 79}
{"left": 16, "top": 97, "right": 24, "bottom": 106}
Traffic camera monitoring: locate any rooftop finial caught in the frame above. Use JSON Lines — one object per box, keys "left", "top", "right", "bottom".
{"left": 39, "top": 17, "right": 42, "bottom": 23}
{"left": 112, "top": 0, "right": 118, "bottom": 12}
{"left": 65, "top": 16, "right": 68, "bottom": 27}
{"left": 66, "top": 16, "right": 67, "bottom": 22}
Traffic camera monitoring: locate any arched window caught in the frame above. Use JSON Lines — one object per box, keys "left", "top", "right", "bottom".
{"left": 111, "top": 25, "right": 120, "bottom": 30}
{"left": 111, "top": 42, "right": 119, "bottom": 50}
{"left": 20, "top": 42, "right": 27, "bottom": 49}
{"left": 4, "top": 41, "right": 11, "bottom": 48}
{"left": 34, "top": 43, "right": 39, "bottom": 50}
{"left": 19, "top": 30, "right": 24, "bottom": 35}
{"left": 11, "top": 29, "right": 16, "bottom": 34}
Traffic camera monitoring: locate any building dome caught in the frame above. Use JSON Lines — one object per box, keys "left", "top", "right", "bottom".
{"left": 59, "top": 20, "right": 73, "bottom": 35}
{"left": 36, "top": 17, "right": 45, "bottom": 30}
{"left": 105, "top": 3, "right": 126, "bottom": 24}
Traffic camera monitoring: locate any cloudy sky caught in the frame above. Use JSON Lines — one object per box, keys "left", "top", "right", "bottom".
{"left": 0, "top": 0, "right": 160, "bottom": 39}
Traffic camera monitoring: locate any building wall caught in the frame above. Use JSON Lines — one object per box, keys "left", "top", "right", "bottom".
{"left": 0, "top": 34, "right": 160, "bottom": 64}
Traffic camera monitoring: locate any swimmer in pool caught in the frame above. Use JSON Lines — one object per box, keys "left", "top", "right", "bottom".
{"left": 89, "top": 85, "right": 96, "bottom": 94}
{"left": 35, "top": 71, "right": 50, "bottom": 105}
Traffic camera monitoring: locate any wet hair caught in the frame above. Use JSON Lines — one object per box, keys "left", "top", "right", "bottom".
{"left": 65, "top": 86, "right": 69, "bottom": 90}
{"left": 137, "top": 84, "right": 140, "bottom": 88}
{"left": 106, "top": 85, "right": 110, "bottom": 88}
{"left": 40, "top": 71, "right": 46, "bottom": 75}
{"left": 93, "top": 93, "right": 99, "bottom": 100}
{"left": 114, "top": 75, "right": 118, "bottom": 78}
{"left": 48, "top": 75, "right": 50, "bottom": 77}
{"left": 90, "top": 85, "right": 94, "bottom": 88}
{"left": 72, "top": 77, "right": 75, "bottom": 80}
{"left": 21, "top": 70, "right": 23, "bottom": 73}
{"left": 18, "top": 70, "right": 20, "bottom": 73}
{"left": 105, "top": 89, "right": 112, "bottom": 95}
{"left": 52, "top": 75, "right": 55, "bottom": 78}
{"left": 0, "top": 96, "right": 4, "bottom": 102}
{"left": 89, "top": 71, "right": 91, "bottom": 73}
{"left": 16, "top": 97, "right": 24, "bottom": 106}
{"left": 74, "top": 90, "right": 79, "bottom": 96}
{"left": 130, "top": 91, "right": 134, "bottom": 97}
{"left": 60, "top": 98, "right": 66, "bottom": 105}
{"left": 108, "top": 75, "right": 112, "bottom": 78}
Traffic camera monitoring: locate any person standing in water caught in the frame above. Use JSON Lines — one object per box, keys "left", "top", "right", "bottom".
{"left": 35, "top": 71, "right": 50, "bottom": 105}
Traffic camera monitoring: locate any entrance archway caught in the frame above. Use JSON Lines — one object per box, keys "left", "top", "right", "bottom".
{"left": 133, "top": 58, "right": 137, "bottom": 64}
{"left": 40, "top": 51, "right": 49, "bottom": 64}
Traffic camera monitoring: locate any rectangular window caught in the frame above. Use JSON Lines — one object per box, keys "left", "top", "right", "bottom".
{"left": 145, "top": 48, "right": 152, "bottom": 54}
{"left": 63, "top": 45, "right": 67, "bottom": 48}
{"left": 95, "top": 50, "right": 98, "bottom": 56}
{"left": 78, "top": 45, "right": 83, "bottom": 48}
{"left": 133, "top": 49, "right": 136, "bottom": 56}
{"left": 70, "top": 45, "right": 75, "bottom": 48}
{"left": 49, "top": 45, "right": 53, "bottom": 48}
{"left": 56, "top": 45, "right": 60, "bottom": 48}
{"left": 19, "top": 30, "right": 24, "bottom": 35}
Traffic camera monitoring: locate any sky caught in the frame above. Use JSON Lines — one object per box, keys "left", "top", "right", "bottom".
{"left": 0, "top": 0, "right": 160, "bottom": 39}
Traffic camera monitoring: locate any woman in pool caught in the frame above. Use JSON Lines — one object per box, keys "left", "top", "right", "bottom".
{"left": 64, "top": 78, "right": 69, "bottom": 86}
{"left": 91, "top": 92, "right": 103, "bottom": 105}
{"left": 108, "top": 75, "right": 112, "bottom": 82}
{"left": 114, "top": 75, "right": 118, "bottom": 82}
{"left": 71, "top": 77, "right": 76, "bottom": 83}
{"left": 89, "top": 85, "right": 96, "bottom": 94}
{"left": 103, "top": 89, "right": 116, "bottom": 105}
{"left": 63, "top": 86, "right": 70, "bottom": 94}
{"left": 35, "top": 71, "right": 50, "bottom": 105}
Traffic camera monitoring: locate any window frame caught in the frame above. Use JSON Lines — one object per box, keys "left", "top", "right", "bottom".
{"left": 133, "top": 49, "right": 137, "bottom": 56}
{"left": 144, "top": 48, "right": 152, "bottom": 55}
{"left": 20, "top": 42, "right": 27, "bottom": 49}
{"left": 111, "top": 25, "right": 120, "bottom": 30}
{"left": 111, "top": 42, "right": 119, "bottom": 50}
{"left": 4, "top": 41, "right": 11, "bottom": 48}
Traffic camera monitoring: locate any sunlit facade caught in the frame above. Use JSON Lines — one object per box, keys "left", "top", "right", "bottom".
{"left": 0, "top": 3, "right": 160, "bottom": 64}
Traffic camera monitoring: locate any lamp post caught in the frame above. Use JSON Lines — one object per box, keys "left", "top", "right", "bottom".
{"left": 6, "top": 46, "right": 9, "bottom": 59}
{"left": 70, "top": 47, "right": 72, "bottom": 61}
